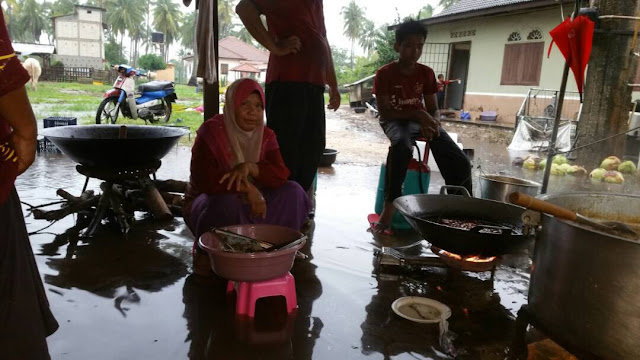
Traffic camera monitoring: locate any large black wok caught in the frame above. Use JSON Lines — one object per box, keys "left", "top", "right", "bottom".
{"left": 394, "top": 186, "right": 529, "bottom": 256}
{"left": 41, "top": 125, "right": 188, "bottom": 168}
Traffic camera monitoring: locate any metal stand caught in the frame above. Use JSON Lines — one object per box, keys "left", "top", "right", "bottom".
{"left": 509, "top": 305, "right": 603, "bottom": 360}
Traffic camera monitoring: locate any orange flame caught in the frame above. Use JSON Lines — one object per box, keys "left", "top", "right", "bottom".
{"left": 438, "top": 249, "right": 497, "bottom": 263}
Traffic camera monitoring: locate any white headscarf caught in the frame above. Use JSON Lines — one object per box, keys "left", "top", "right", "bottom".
{"left": 222, "top": 78, "right": 264, "bottom": 166}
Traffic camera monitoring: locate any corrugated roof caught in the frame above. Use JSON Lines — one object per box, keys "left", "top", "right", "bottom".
{"left": 230, "top": 63, "right": 261, "bottom": 73}
{"left": 219, "top": 37, "right": 269, "bottom": 63}
{"left": 12, "top": 43, "right": 56, "bottom": 55}
{"left": 434, "top": 0, "right": 532, "bottom": 18}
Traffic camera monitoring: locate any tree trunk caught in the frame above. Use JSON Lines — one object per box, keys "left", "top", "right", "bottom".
{"left": 576, "top": 0, "right": 639, "bottom": 166}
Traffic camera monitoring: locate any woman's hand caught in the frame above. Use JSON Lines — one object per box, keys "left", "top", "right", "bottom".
{"left": 274, "top": 36, "right": 302, "bottom": 56}
{"left": 246, "top": 185, "right": 267, "bottom": 219}
{"left": 220, "top": 163, "right": 257, "bottom": 191}
{"left": 9, "top": 129, "right": 36, "bottom": 175}
{"left": 327, "top": 87, "right": 340, "bottom": 111}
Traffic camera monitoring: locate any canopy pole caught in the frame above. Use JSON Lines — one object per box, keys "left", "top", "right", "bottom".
{"left": 541, "top": 0, "right": 579, "bottom": 194}
{"left": 203, "top": 0, "right": 220, "bottom": 120}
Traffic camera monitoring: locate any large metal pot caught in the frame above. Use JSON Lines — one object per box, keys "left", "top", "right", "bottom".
{"left": 478, "top": 174, "right": 540, "bottom": 202}
{"left": 529, "top": 192, "right": 640, "bottom": 359}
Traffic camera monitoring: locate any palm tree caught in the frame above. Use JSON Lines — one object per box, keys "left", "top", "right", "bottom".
{"left": 234, "top": 25, "right": 255, "bottom": 46}
{"left": 418, "top": 5, "right": 434, "bottom": 19}
{"left": 16, "top": 0, "right": 49, "bottom": 43}
{"left": 218, "top": 0, "right": 235, "bottom": 39}
{"left": 3, "top": 0, "right": 21, "bottom": 39}
{"left": 439, "top": 0, "right": 459, "bottom": 10}
{"left": 180, "top": 10, "right": 196, "bottom": 52}
{"left": 50, "top": 0, "right": 77, "bottom": 17}
{"left": 340, "top": 0, "right": 365, "bottom": 68}
{"left": 358, "top": 19, "right": 377, "bottom": 57}
{"left": 107, "top": 0, "right": 145, "bottom": 52}
{"left": 153, "top": 0, "right": 182, "bottom": 62}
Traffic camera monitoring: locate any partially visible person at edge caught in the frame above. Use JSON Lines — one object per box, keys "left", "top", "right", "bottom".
{"left": 371, "top": 19, "right": 472, "bottom": 236}
{"left": 0, "top": 7, "right": 59, "bottom": 360}
{"left": 236, "top": 0, "right": 340, "bottom": 202}
{"left": 436, "top": 74, "right": 461, "bottom": 110}
{"left": 184, "top": 78, "right": 311, "bottom": 275}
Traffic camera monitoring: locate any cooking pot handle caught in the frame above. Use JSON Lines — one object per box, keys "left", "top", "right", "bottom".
{"left": 439, "top": 185, "right": 471, "bottom": 197}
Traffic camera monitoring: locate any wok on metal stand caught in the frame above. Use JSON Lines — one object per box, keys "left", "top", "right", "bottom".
{"left": 76, "top": 160, "right": 172, "bottom": 237}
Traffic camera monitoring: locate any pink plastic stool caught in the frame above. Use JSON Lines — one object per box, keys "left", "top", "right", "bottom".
{"left": 226, "top": 272, "right": 298, "bottom": 317}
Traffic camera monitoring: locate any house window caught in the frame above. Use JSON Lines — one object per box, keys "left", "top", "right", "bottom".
{"left": 508, "top": 31, "right": 522, "bottom": 42}
{"left": 221, "top": 63, "right": 228, "bottom": 75}
{"left": 87, "top": 10, "right": 92, "bottom": 14}
{"left": 500, "top": 42, "right": 544, "bottom": 86}
{"left": 527, "top": 29, "right": 543, "bottom": 40}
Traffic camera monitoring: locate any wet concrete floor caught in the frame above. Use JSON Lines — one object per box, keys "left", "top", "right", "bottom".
{"left": 16, "top": 109, "right": 640, "bottom": 359}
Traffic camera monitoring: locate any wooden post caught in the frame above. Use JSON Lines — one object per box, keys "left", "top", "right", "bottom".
{"left": 203, "top": 0, "right": 220, "bottom": 120}
{"left": 576, "top": 0, "right": 639, "bottom": 165}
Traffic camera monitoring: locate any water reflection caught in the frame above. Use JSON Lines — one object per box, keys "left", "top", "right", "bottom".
{"left": 360, "top": 266, "right": 517, "bottom": 359}
{"left": 44, "top": 220, "right": 188, "bottom": 300}
{"left": 182, "top": 221, "right": 323, "bottom": 359}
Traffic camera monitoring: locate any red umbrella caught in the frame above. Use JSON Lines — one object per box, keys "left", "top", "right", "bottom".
{"left": 548, "top": 16, "right": 596, "bottom": 99}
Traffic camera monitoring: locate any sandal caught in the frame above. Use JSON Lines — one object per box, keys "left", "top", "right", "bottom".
{"left": 369, "top": 222, "right": 394, "bottom": 236}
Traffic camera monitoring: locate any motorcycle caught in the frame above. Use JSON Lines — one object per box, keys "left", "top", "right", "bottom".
{"left": 96, "top": 65, "right": 177, "bottom": 124}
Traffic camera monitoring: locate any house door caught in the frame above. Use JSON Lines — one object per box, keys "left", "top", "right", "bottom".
{"left": 446, "top": 42, "right": 471, "bottom": 110}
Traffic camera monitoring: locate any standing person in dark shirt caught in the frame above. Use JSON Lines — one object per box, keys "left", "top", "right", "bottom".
{"left": 371, "top": 20, "right": 472, "bottom": 235}
{"left": 236, "top": 0, "right": 340, "bottom": 199}
{"left": 0, "top": 7, "right": 59, "bottom": 359}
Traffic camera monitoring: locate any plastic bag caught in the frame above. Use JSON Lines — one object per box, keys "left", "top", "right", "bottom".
{"left": 460, "top": 111, "right": 471, "bottom": 120}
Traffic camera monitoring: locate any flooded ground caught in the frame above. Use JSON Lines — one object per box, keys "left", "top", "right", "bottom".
{"left": 16, "top": 106, "right": 638, "bottom": 359}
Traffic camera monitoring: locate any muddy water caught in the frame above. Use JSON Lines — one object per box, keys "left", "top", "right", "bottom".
{"left": 18, "top": 114, "right": 623, "bottom": 359}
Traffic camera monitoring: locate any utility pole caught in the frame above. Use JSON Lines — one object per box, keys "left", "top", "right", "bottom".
{"left": 576, "top": 0, "right": 639, "bottom": 166}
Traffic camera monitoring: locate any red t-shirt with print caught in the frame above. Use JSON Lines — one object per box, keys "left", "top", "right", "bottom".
{"left": 373, "top": 62, "right": 438, "bottom": 112}
{"left": 250, "top": 0, "right": 328, "bottom": 86}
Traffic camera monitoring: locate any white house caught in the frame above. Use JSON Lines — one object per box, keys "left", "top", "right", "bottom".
{"left": 182, "top": 36, "right": 269, "bottom": 86}
{"left": 52, "top": 5, "right": 106, "bottom": 69}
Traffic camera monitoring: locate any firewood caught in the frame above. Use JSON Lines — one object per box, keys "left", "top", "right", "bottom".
{"left": 140, "top": 177, "right": 173, "bottom": 221}
{"left": 33, "top": 196, "right": 99, "bottom": 221}
{"left": 154, "top": 179, "right": 188, "bottom": 193}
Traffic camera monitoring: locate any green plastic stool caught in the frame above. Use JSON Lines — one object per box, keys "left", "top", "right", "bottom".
{"left": 373, "top": 143, "right": 430, "bottom": 230}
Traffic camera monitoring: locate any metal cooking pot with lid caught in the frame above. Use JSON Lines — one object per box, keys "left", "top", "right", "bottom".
{"left": 527, "top": 192, "right": 640, "bottom": 359}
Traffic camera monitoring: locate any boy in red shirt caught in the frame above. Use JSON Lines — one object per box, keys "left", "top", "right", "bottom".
{"left": 372, "top": 20, "right": 472, "bottom": 235}
{"left": 436, "top": 74, "right": 460, "bottom": 109}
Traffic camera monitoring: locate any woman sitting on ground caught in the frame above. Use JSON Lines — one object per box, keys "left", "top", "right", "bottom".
{"left": 184, "top": 78, "right": 311, "bottom": 270}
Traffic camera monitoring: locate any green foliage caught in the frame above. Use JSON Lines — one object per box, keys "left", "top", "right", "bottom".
{"left": 153, "top": 0, "right": 182, "bottom": 46}
{"left": 218, "top": 0, "right": 235, "bottom": 39}
{"left": 105, "top": 38, "right": 127, "bottom": 65}
{"left": 180, "top": 10, "right": 197, "bottom": 51}
{"left": 50, "top": 0, "right": 77, "bottom": 17}
{"left": 138, "top": 53, "right": 167, "bottom": 71}
{"left": 417, "top": 5, "right": 434, "bottom": 19}
{"left": 341, "top": 0, "right": 365, "bottom": 67}
{"left": 336, "top": 57, "right": 375, "bottom": 86}
{"left": 370, "top": 25, "right": 397, "bottom": 70}
{"left": 15, "top": 0, "right": 49, "bottom": 43}
{"left": 358, "top": 19, "right": 378, "bottom": 56}
{"left": 439, "top": 0, "right": 459, "bottom": 10}
{"left": 330, "top": 46, "right": 350, "bottom": 71}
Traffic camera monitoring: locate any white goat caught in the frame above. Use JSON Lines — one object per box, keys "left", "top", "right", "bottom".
{"left": 21, "top": 58, "right": 42, "bottom": 91}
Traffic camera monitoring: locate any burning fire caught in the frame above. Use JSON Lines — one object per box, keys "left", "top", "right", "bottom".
{"left": 437, "top": 249, "right": 497, "bottom": 263}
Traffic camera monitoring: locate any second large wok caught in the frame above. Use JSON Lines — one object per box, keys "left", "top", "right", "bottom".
{"left": 394, "top": 186, "right": 529, "bottom": 256}
{"left": 41, "top": 125, "right": 188, "bottom": 168}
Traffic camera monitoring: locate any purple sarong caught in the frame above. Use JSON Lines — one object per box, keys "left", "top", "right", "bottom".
{"left": 187, "top": 181, "right": 311, "bottom": 239}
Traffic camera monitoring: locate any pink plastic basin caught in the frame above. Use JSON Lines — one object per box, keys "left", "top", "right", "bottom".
{"left": 199, "top": 224, "right": 305, "bottom": 282}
